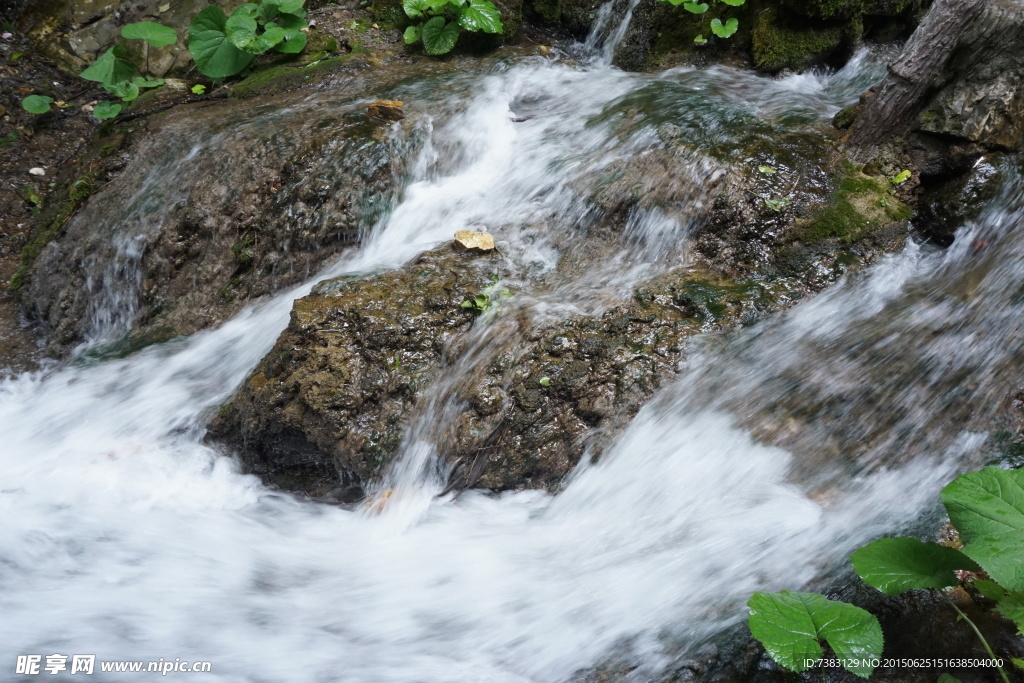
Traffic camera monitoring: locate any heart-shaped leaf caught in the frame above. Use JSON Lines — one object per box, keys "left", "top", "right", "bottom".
{"left": 272, "top": 12, "right": 308, "bottom": 53}
{"left": 189, "top": 5, "right": 254, "bottom": 78}
{"left": 682, "top": 2, "right": 709, "bottom": 13}
{"left": 121, "top": 21, "right": 178, "bottom": 48}
{"left": 92, "top": 101, "right": 123, "bottom": 120}
{"left": 942, "top": 466, "right": 1024, "bottom": 591}
{"left": 403, "top": 24, "right": 422, "bottom": 43}
{"left": 404, "top": 0, "right": 430, "bottom": 18}
{"left": 458, "top": 0, "right": 503, "bottom": 33}
{"left": 710, "top": 17, "right": 739, "bottom": 38}
{"left": 80, "top": 46, "right": 136, "bottom": 86}
{"left": 421, "top": 16, "right": 459, "bottom": 54}
{"left": 21, "top": 95, "right": 54, "bottom": 114}
{"left": 850, "top": 538, "right": 980, "bottom": 596}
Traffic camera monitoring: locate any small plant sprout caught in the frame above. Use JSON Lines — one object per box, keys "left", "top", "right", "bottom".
{"left": 460, "top": 276, "right": 511, "bottom": 319}
{"left": 539, "top": 377, "right": 551, "bottom": 387}
{"left": 763, "top": 197, "right": 791, "bottom": 212}
{"left": 758, "top": 165, "right": 775, "bottom": 174}
{"left": 191, "top": 84, "right": 207, "bottom": 94}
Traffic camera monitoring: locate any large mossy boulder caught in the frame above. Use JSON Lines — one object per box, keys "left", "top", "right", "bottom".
{"left": 22, "top": 83, "right": 407, "bottom": 356}
{"left": 214, "top": 141, "right": 916, "bottom": 498}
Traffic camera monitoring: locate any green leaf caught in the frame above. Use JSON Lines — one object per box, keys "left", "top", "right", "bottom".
{"left": 539, "top": 377, "right": 551, "bottom": 386}
{"left": 403, "top": 25, "right": 422, "bottom": 43}
{"left": 693, "top": 33, "right": 707, "bottom": 45}
{"left": 426, "top": 0, "right": 451, "bottom": 10}
{"left": 92, "top": 101, "right": 122, "bottom": 120}
{"left": 458, "top": 0, "right": 503, "bottom": 33}
{"left": 80, "top": 46, "right": 136, "bottom": 86}
{"left": 748, "top": 591, "right": 883, "bottom": 678}
{"left": 421, "top": 16, "right": 459, "bottom": 54}
{"left": 132, "top": 76, "right": 165, "bottom": 88}
{"left": 21, "top": 95, "right": 54, "bottom": 114}
{"left": 189, "top": 6, "right": 254, "bottom": 77}
{"left": 758, "top": 165, "right": 775, "bottom": 174}
{"left": 191, "top": 84, "right": 207, "bottom": 94}
{"left": 710, "top": 17, "right": 739, "bottom": 38}
{"left": 995, "top": 591, "right": 1024, "bottom": 635}
{"left": 272, "top": 12, "right": 308, "bottom": 53}
{"left": 850, "top": 538, "right": 979, "bottom": 596}
{"left": 764, "top": 197, "right": 790, "bottom": 212}
{"left": 121, "top": 21, "right": 178, "bottom": 48}
{"left": 891, "top": 169, "right": 911, "bottom": 184}
{"left": 263, "top": 0, "right": 306, "bottom": 13}
{"left": 720, "top": 0, "right": 745, "bottom": 5}
{"left": 104, "top": 79, "right": 140, "bottom": 101}
{"left": 942, "top": 466, "right": 1024, "bottom": 591}
{"left": 972, "top": 579, "right": 1007, "bottom": 601}
{"left": 682, "top": 2, "right": 709, "bottom": 12}
{"left": 404, "top": 0, "right": 430, "bottom": 18}
{"left": 226, "top": 8, "right": 286, "bottom": 53}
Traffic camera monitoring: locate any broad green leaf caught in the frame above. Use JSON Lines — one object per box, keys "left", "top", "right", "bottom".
{"left": 271, "top": 12, "right": 307, "bottom": 52}
{"left": 189, "top": 6, "right": 254, "bottom": 78}
{"left": 710, "top": 17, "right": 739, "bottom": 38}
{"left": 426, "top": 0, "right": 451, "bottom": 9}
{"left": 80, "top": 47, "right": 136, "bottom": 85}
{"left": 226, "top": 9, "right": 285, "bottom": 53}
{"left": 92, "top": 101, "right": 122, "bottom": 120}
{"left": 942, "top": 466, "right": 1024, "bottom": 591}
{"left": 682, "top": 2, "right": 709, "bottom": 12}
{"left": 421, "top": 16, "right": 459, "bottom": 54}
{"left": 850, "top": 538, "right": 979, "bottom": 595}
{"left": 995, "top": 590, "right": 1024, "bottom": 635}
{"left": 404, "top": 0, "right": 430, "bottom": 18}
{"left": 121, "top": 21, "right": 178, "bottom": 48}
{"left": 973, "top": 579, "right": 1008, "bottom": 601}
{"left": 720, "top": 0, "right": 745, "bottom": 5}
{"left": 21, "top": 95, "right": 53, "bottom": 114}
{"left": 263, "top": 0, "right": 305, "bottom": 13}
{"left": 103, "top": 79, "right": 140, "bottom": 101}
{"left": 748, "top": 591, "right": 882, "bottom": 678}
{"left": 458, "top": 0, "right": 503, "bottom": 33}
{"left": 132, "top": 76, "right": 165, "bottom": 88}
{"left": 403, "top": 25, "right": 422, "bottom": 43}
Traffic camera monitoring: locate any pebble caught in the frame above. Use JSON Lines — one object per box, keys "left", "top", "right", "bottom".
{"left": 29, "top": 167, "right": 45, "bottom": 176}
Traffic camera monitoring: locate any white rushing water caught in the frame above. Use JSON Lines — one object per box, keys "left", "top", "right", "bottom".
{"left": 2, "top": 12, "right": 1021, "bottom": 682}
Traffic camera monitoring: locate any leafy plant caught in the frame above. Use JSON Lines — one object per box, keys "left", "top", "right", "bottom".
{"left": 764, "top": 197, "right": 791, "bottom": 212}
{"left": 21, "top": 95, "right": 54, "bottom": 114}
{"left": 402, "top": 0, "right": 503, "bottom": 55}
{"left": 78, "top": 42, "right": 166, "bottom": 119}
{"left": 460, "top": 276, "right": 511, "bottom": 318}
{"left": 654, "top": 0, "right": 746, "bottom": 41}
{"left": 748, "top": 591, "right": 882, "bottom": 678}
{"left": 92, "top": 101, "right": 123, "bottom": 120}
{"left": 122, "top": 21, "right": 178, "bottom": 47}
{"left": 749, "top": 466, "right": 1024, "bottom": 682}
{"left": 189, "top": 0, "right": 308, "bottom": 78}
{"left": 191, "top": 84, "right": 207, "bottom": 94}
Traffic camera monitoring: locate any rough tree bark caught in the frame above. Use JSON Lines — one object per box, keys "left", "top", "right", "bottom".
{"left": 846, "top": 0, "right": 988, "bottom": 159}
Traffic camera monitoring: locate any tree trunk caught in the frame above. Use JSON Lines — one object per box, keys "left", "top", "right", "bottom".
{"left": 845, "top": 0, "right": 988, "bottom": 159}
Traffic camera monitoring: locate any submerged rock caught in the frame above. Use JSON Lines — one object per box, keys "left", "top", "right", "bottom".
{"left": 367, "top": 100, "right": 405, "bottom": 122}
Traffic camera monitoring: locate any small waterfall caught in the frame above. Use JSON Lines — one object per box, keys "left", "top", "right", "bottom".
{"left": 0, "top": 21, "right": 1002, "bottom": 683}
{"left": 583, "top": 0, "right": 645, "bottom": 64}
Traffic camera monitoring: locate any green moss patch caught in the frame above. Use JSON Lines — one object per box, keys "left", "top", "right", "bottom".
{"left": 752, "top": 8, "right": 843, "bottom": 72}
{"left": 793, "top": 164, "right": 912, "bottom": 244}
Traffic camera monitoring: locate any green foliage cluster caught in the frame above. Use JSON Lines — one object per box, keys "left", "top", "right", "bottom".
{"left": 188, "top": 0, "right": 309, "bottom": 78}
{"left": 461, "top": 276, "right": 511, "bottom": 318}
{"left": 749, "top": 466, "right": 1024, "bottom": 681}
{"left": 20, "top": 2, "right": 312, "bottom": 121}
{"left": 653, "top": 0, "right": 745, "bottom": 43}
{"left": 402, "top": 0, "right": 503, "bottom": 55}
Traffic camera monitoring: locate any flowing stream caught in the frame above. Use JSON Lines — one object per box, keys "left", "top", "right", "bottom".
{"left": 2, "top": 9, "right": 1023, "bottom": 682}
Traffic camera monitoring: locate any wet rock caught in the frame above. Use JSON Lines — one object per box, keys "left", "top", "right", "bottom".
{"left": 915, "top": 155, "right": 1004, "bottom": 247}
{"left": 22, "top": 86, "right": 408, "bottom": 357}
{"left": 453, "top": 230, "right": 495, "bottom": 254}
{"left": 212, "top": 247, "right": 500, "bottom": 496}
{"left": 367, "top": 100, "right": 404, "bottom": 122}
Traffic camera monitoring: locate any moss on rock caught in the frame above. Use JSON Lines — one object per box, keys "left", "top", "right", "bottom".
{"left": 793, "top": 163, "right": 912, "bottom": 244}
{"left": 752, "top": 8, "right": 844, "bottom": 72}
